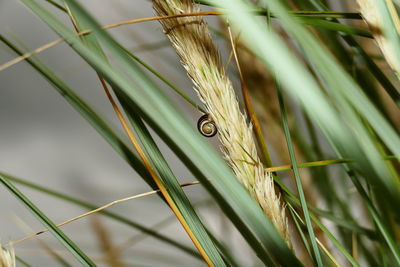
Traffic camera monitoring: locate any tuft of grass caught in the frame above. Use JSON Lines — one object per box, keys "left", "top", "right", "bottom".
{"left": 0, "top": 0, "right": 399, "bottom": 266}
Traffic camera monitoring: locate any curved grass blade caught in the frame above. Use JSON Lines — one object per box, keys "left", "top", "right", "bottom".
{"left": 300, "top": 18, "right": 372, "bottom": 38}
{"left": 20, "top": 0, "right": 301, "bottom": 265}
{"left": 287, "top": 204, "right": 312, "bottom": 258}
{"left": 0, "top": 174, "right": 95, "bottom": 266}
{"left": 16, "top": 255, "right": 32, "bottom": 267}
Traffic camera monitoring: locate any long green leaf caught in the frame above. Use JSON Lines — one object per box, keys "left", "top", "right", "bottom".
{"left": 0, "top": 174, "right": 95, "bottom": 266}
{"left": 345, "top": 168, "right": 400, "bottom": 264}
{"left": 277, "top": 86, "right": 323, "bottom": 266}
{"left": 300, "top": 18, "right": 372, "bottom": 38}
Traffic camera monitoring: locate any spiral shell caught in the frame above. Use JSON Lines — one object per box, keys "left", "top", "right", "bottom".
{"left": 197, "top": 114, "right": 217, "bottom": 137}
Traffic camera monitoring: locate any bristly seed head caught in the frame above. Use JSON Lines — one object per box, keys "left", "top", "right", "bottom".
{"left": 152, "top": 0, "right": 291, "bottom": 245}
{"left": 356, "top": 0, "right": 400, "bottom": 76}
{"left": 0, "top": 244, "right": 15, "bottom": 267}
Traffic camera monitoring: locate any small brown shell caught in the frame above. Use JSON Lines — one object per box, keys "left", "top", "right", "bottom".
{"left": 197, "top": 114, "right": 217, "bottom": 137}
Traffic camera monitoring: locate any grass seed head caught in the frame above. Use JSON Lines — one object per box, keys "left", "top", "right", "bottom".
{"left": 153, "top": 0, "right": 291, "bottom": 245}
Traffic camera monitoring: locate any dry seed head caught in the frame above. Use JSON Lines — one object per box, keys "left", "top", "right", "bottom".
{"left": 0, "top": 245, "right": 15, "bottom": 267}
{"left": 153, "top": 0, "right": 290, "bottom": 244}
{"left": 356, "top": 0, "right": 400, "bottom": 75}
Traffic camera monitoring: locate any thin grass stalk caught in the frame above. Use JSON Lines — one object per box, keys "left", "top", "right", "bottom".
{"left": 13, "top": 218, "right": 72, "bottom": 267}
{"left": 11, "top": 181, "right": 199, "bottom": 244}
{"left": 276, "top": 85, "right": 322, "bottom": 266}
{"left": 152, "top": 0, "right": 290, "bottom": 245}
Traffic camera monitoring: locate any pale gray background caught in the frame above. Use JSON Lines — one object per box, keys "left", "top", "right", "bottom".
{"left": 0, "top": 0, "right": 260, "bottom": 266}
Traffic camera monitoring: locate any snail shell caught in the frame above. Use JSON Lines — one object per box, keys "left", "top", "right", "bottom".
{"left": 197, "top": 114, "right": 217, "bottom": 137}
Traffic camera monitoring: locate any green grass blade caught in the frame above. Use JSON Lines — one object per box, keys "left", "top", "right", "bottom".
{"left": 206, "top": 233, "right": 240, "bottom": 267}
{"left": 345, "top": 169, "right": 400, "bottom": 264}
{"left": 0, "top": 171, "right": 201, "bottom": 260}
{"left": 300, "top": 18, "right": 372, "bottom": 38}
{"left": 279, "top": 180, "right": 366, "bottom": 266}
{"left": 0, "top": 174, "right": 95, "bottom": 266}
{"left": 20, "top": 0, "right": 301, "bottom": 265}
{"left": 266, "top": 153, "right": 362, "bottom": 265}
{"left": 277, "top": 86, "right": 323, "bottom": 266}
{"left": 309, "top": 208, "right": 377, "bottom": 240}
{"left": 45, "top": 0, "right": 66, "bottom": 12}
{"left": 308, "top": 212, "right": 360, "bottom": 267}
{"left": 15, "top": 255, "right": 32, "bottom": 267}
{"left": 287, "top": 204, "right": 312, "bottom": 257}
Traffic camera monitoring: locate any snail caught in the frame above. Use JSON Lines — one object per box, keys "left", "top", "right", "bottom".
{"left": 197, "top": 114, "right": 217, "bottom": 137}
